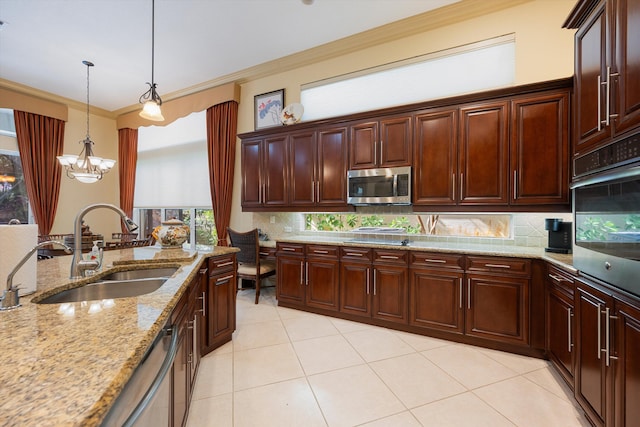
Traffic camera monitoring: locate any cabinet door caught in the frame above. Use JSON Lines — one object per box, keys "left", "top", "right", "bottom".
{"left": 263, "top": 135, "right": 289, "bottom": 207}
{"left": 373, "top": 265, "right": 408, "bottom": 324}
{"left": 340, "top": 261, "right": 371, "bottom": 318}
{"left": 317, "top": 126, "right": 348, "bottom": 206}
{"left": 511, "top": 91, "right": 570, "bottom": 205}
{"left": 574, "top": 0, "right": 611, "bottom": 156}
{"left": 289, "top": 131, "right": 317, "bottom": 207}
{"left": 613, "top": 0, "right": 640, "bottom": 136}
{"left": 575, "top": 281, "right": 611, "bottom": 427}
{"left": 277, "top": 255, "right": 305, "bottom": 306}
{"left": 614, "top": 297, "right": 640, "bottom": 427}
{"left": 466, "top": 274, "right": 529, "bottom": 345}
{"left": 173, "top": 310, "right": 189, "bottom": 427}
{"left": 459, "top": 101, "right": 509, "bottom": 205}
{"left": 207, "top": 272, "right": 236, "bottom": 345}
{"left": 409, "top": 268, "right": 464, "bottom": 334}
{"left": 306, "top": 258, "right": 340, "bottom": 311}
{"left": 547, "top": 287, "right": 575, "bottom": 384}
{"left": 379, "top": 115, "right": 412, "bottom": 167}
{"left": 349, "top": 121, "right": 378, "bottom": 169}
{"left": 413, "top": 109, "right": 458, "bottom": 205}
{"left": 241, "top": 139, "right": 263, "bottom": 209}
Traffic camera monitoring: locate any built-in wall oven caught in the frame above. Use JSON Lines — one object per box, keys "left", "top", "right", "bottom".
{"left": 571, "top": 134, "right": 640, "bottom": 297}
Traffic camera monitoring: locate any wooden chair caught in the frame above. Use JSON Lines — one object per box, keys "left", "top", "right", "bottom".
{"left": 227, "top": 227, "right": 276, "bottom": 304}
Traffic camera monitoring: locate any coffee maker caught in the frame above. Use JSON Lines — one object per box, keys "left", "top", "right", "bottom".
{"left": 545, "top": 218, "right": 572, "bottom": 254}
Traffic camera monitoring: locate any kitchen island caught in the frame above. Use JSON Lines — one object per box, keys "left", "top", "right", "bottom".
{"left": 0, "top": 245, "right": 236, "bottom": 427}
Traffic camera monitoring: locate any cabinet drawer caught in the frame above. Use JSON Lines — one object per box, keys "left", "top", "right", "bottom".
{"left": 466, "top": 256, "right": 531, "bottom": 276}
{"left": 410, "top": 252, "right": 464, "bottom": 270}
{"left": 306, "top": 244, "right": 339, "bottom": 258}
{"left": 276, "top": 242, "right": 305, "bottom": 255}
{"left": 373, "top": 249, "right": 409, "bottom": 265}
{"left": 340, "top": 246, "right": 372, "bottom": 262}
{"left": 208, "top": 254, "right": 236, "bottom": 274}
{"left": 259, "top": 246, "right": 276, "bottom": 260}
{"left": 547, "top": 264, "right": 575, "bottom": 298}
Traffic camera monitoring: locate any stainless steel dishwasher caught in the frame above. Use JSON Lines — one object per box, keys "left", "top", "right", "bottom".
{"left": 101, "top": 320, "right": 178, "bottom": 427}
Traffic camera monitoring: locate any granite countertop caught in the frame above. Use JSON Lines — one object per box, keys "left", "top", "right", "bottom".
{"left": 274, "top": 235, "right": 576, "bottom": 273}
{"left": 0, "top": 245, "right": 237, "bottom": 427}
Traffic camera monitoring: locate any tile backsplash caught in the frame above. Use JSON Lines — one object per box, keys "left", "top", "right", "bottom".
{"left": 251, "top": 212, "right": 573, "bottom": 249}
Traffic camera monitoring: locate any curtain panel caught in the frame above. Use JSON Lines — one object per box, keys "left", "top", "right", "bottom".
{"left": 13, "top": 110, "right": 65, "bottom": 235}
{"left": 118, "top": 128, "right": 138, "bottom": 233}
{"left": 206, "top": 101, "right": 238, "bottom": 246}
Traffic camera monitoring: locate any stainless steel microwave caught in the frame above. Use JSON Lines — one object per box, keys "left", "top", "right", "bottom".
{"left": 347, "top": 166, "right": 411, "bottom": 205}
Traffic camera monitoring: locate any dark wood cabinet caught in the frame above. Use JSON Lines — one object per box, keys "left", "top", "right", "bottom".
{"left": 545, "top": 265, "right": 576, "bottom": 387}
{"left": 409, "top": 252, "right": 464, "bottom": 334}
{"left": 289, "top": 130, "right": 317, "bottom": 207}
{"left": 172, "top": 290, "right": 190, "bottom": 427}
{"left": 305, "top": 245, "right": 340, "bottom": 311}
{"left": 202, "top": 254, "right": 237, "bottom": 355}
{"left": 465, "top": 256, "right": 530, "bottom": 346}
{"left": 575, "top": 278, "right": 613, "bottom": 427}
{"left": 614, "top": 296, "right": 640, "bottom": 427}
{"left": 240, "top": 139, "right": 263, "bottom": 209}
{"left": 566, "top": 0, "right": 640, "bottom": 160}
{"left": 276, "top": 244, "right": 305, "bottom": 305}
{"left": 348, "top": 115, "right": 412, "bottom": 170}
{"left": 459, "top": 101, "right": 510, "bottom": 206}
{"left": 315, "top": 127, "right": 349, "bottom": 206}
{"left": 372, "top": 249, "right": 409, "bottom": 324}
{"left": 240, "top": 135, "right": 288, "bottom": 209}
{"left": 339, "top": 247, "right": 373, "bottom": 318}
{"left": 511, "top": 90, "right": 571, "bottom": 205}
{"left": 413, "top": 108, "right": 458, "bottom": 206}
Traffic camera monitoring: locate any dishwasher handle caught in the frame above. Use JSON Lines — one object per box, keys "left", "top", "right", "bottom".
{"left": 122, "top": 326, "right": 179, "bottom": 427}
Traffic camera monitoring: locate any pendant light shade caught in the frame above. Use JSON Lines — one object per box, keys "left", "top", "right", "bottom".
{"left": 57, "top": 61, "right": 115, "bottom": 184}
{"left": 139, "top": 0, "right": 164, "bottom": 121}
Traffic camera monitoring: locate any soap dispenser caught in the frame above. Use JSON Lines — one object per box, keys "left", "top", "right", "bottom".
{"left": 88, "top": 240, "right": 103, "bottom": 270}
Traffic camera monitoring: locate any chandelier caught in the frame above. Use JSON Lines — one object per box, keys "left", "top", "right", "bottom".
{"left": 139, "top": 0, "right": 164, "bottom": 121}
{"left": 57, "top": 61, "right": 115, "bottom": 184}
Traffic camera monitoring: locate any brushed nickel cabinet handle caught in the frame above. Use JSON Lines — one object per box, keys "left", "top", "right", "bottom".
{"left": 300, "top": 261, "right": 304, "bottom": 285}
{"left": 485, "top": 263, "right": 510, "bottom": 269}
{"left": 459, "top": 278, "right": 463, "bottom": 309}
{"left": 216, "top": 274, "right": 234, "bottom": 284}
{"left": 597, "top": 303, "right": 602, "bottom": 360}
{"left": 425, "top": 259, "right": 446, "bottom": 264}
{"left": 305, "top": 262, "right": 309, "bottom": 285}
{"left": 216, "top": 261, "right": 233, "bottom": 267}
{"left": 467, "top": 279, "right": 471, "bottom": 310}
{"left": 366, "top": 268, "right": 370, "bottom": 295}
{"left": 513, "top": 170, "right": 517, "bottom": 200}
{"left": 346, "top": 252, "right": 363, "bottom": 257}
{"left": 282, "top": 247, "right": 296, "bottom": 251}
{"left": 380, "top": 255, "right": 399, "bottom": 260}
{"left": 567, "top": 307, "right": 573, "bottom": 353}
{"left": 597, "top": 74, "right": 602, "bottom": 131}
{"left": 314, "top": 250, "right": 329, "bottom": 254}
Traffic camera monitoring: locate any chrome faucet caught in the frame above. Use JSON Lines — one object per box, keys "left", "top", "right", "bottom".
{"left": 70, "top": 203, "right": 139, "bottom": 279}
{"left": 1, "top": 240, "right": 72, "bottom": 311}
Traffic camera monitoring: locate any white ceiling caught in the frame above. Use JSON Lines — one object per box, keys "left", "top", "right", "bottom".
{"left": 0, "top": 0, "right": 461, "bottom": 112}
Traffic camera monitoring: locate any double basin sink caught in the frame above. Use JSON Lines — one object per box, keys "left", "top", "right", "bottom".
{"left": 33, "top": 266, "right": 179, "bottom": 304}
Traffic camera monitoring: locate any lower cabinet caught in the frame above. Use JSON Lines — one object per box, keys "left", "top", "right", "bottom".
{"left": 545, "top": 264, "right": 575, "bottom": 387}
{"left": 614, "top": 297, "right": 640, "bottom": 427}
{"left": 202, "top": 254, "right": 237, "bottom": 354}
{"left": 172, "top": 287, "right": 190, "bottom": 427}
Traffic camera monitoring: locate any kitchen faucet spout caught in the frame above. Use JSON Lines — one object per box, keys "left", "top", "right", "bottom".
{"left": 70, "top": 204, "right": 138, "bottom": 279}
{"left": 1, "top": 240, "right": 72, "bottom": 311}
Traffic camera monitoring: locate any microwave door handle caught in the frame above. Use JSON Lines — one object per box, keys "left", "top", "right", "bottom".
{"left": 393, "top": 174, "right": 398, "bottom": 197}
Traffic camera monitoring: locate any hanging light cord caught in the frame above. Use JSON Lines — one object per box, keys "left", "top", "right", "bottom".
{"left": 83, "top": 60, "right": 93, "bottom": 141}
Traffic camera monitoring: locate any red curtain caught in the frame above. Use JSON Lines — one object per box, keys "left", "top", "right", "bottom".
{"left": 118, "top": 128, "right": 138, "bottom": 219}
{"left": 13, "top": 110, "right": 65, "bottom": 235}
{"left": 206, "top": 101, "right": 238, "bottom": 246}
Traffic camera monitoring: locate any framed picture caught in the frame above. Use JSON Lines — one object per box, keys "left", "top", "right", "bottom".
{"left": 254, "top": 89, "right": 284, "bottom": 130}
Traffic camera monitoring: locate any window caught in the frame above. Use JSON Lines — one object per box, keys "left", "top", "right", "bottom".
{"left": 301, "top": 35, "right": 515, "bottom": 121}
{"left": 0, "top": 109, "right": 29, "bottom": 224}
{"left": 134, "top": 208, "right": 217, "bottom": 250}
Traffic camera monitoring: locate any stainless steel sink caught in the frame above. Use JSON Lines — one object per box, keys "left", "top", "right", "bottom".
{"left": 33, "top": 267, "right": 179, "bottom": 304}
{"left": 100, "top": 267, "right": 179, "bottom": 281}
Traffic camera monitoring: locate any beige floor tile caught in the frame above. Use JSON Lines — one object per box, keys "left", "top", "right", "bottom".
{"left": 411, "top": 392, "right": 516, "bottom": 427}
{"left": 232, "top": 319, "right": 289, "bottom": 351}
{"left": 523, "top": 366, "right": 575, "bottom": 402}
{"left": 233, "top": 378, "right": 327, "bottom": 427}
{"left": 308, "top": 364, "right": 405, "bottom": 427}
{"left": 292, "top": 334, "right": 365, "bottom": 376}
{"left": 474, "top": 376, "right": 592, "bottom": 427}
{"left": 235, "top": 300, "right": 280, "bottom": 325}
{"left": 277, "top": 305, "right": 315, "bottom": 320}
{"left": 186, "top": 393, "right": 232, "bottom": 427}
{"left": 208, "top": 340, "right": 233, "bottom": 355}
{"left": 422, "top": 344, "right": 518, "bottom": 389}
{"left": 192, "top": 352, "right": 233, "bottom": 400}
{"left": 392, "top": 330, "right": 454, "bottom": 352}
{"left": 370, "top": 353, "right": 466, "bottom": 408}
{"left": 359, "top": 411, "right": 422, "bottom": 427}
{"left": 282, "top": 314, "right": 340, "bottom": 341}
{"left": 329, "top": 317, "right": 375, "bottom": 333}
{"left": 343, "top": 328, "right": 415, "bottom": 362}
{"left": 233, "top": 343, "right": 304, "bottom": 391}
{"left": 477, "top": 347, "right": 550, "bottom": 374}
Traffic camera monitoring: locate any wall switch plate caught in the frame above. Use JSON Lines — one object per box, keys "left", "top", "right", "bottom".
{"left": 270, "top": 216, "right": 275, "bottom": 224}
{"left": 284, "top": 226, "right": 292, "bottom": 232}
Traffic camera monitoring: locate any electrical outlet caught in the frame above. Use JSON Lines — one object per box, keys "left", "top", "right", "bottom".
{"left": 270, "top": 216, "right": 275, "bottom": 224}
{"left": 284, "top": 226, "right": 292, "bottom": 233}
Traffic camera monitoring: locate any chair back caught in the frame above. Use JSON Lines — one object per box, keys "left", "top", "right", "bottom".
{"left": 227, "top": 228, "right": 259, "bottom": 265}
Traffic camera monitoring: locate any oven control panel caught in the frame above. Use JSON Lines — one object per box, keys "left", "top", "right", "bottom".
{"left": 575, "top": 133, "right": 640, "bottom": 176}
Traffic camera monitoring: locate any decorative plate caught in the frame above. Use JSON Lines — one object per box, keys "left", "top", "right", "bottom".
{"left": 281, "top": 103, "right": 304, "bottom": 125}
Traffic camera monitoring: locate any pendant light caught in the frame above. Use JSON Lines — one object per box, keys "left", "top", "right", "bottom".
{"left": 139, "top": 0, "right": 164, "bottom": 121}
{"left": 57, "top": 61, "right": 116, "bottom": 184}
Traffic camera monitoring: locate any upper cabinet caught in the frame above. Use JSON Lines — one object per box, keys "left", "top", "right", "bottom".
{"left": 348, "top": 115, "right": 412, "bottom": 170}
{"left": 566, "top": 0, "right": 640, "bottom": 159}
